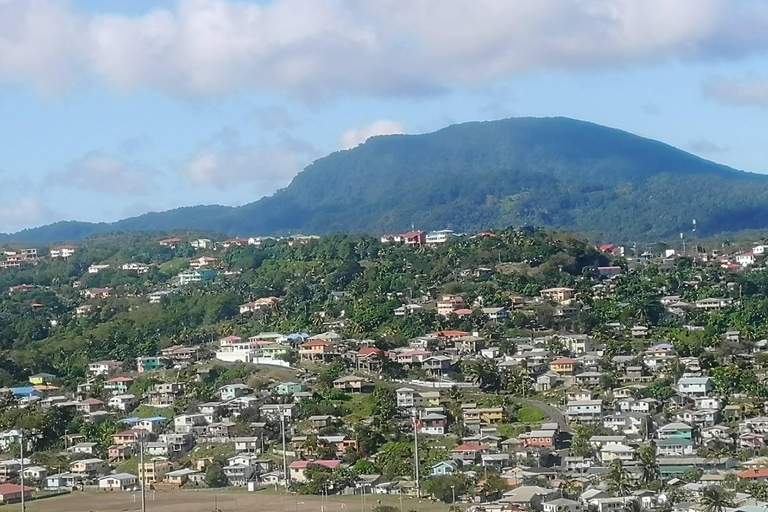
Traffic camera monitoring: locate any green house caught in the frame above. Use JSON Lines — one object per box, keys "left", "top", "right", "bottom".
{"left": 277, "top": 382, "right": 307, "bottom": 395}
{"left": 262, "top": 345, "right": 292, "bottom": 359}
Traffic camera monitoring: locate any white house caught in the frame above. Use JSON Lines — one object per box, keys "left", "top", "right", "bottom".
{"left": 566, "top": 400, "right": 603, "bottom": 423}
{"left": 98, "top": 473, "right": 137, "bottom": 490}
{"left": 88, "top": 360, "right": 123, "bottom": 376}
{"left": 108, "top": 394, "right": 137, "bottom": 412}
{"left": 677, "top": 377, "right": 714, "bottom": 397}
{"left": 87, "top": 264, "right": 110, "bottom": 274}
{"left": 736, "top": 253, "right": 756, "bottom": 267}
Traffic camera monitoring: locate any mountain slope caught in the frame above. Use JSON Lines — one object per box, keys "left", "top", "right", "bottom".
{"left": 5, "top": 117, "right": 768, "bottom": 243}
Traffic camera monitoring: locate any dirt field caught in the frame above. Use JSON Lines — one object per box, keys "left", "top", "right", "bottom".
{"left": 7, "top": 489, "right": 451, "bottom": 512}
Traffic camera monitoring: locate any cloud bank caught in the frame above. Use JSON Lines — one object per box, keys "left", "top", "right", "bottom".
{"left": 5, "top": 0, "right": 768, "bottom": 97}
{"left": 340, "top": 120, "right": 405, "bottom": 149}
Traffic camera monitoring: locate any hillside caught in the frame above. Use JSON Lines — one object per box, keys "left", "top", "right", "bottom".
{"left": 6, "top": 116, "right": 768, "bottom": 243}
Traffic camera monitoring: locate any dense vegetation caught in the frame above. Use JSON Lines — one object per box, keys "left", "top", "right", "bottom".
{"left": 6, "top": 117, "right": 768, "bottom": 244}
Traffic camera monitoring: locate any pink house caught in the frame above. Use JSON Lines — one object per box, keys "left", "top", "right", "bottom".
{"left": 403, "top": 230, "right": 426, "bottom": 246}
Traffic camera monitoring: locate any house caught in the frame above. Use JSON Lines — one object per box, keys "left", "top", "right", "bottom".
{"left": 403, "top": 230, "right": 426, "bottom": 245}
{"left": 540, "top": 287, "right": 576, "bottom": 303}
{"left": 0, "top": 484, "right": 34, "bottom": 504}
{"left": 190, "top": 238, "right": 213, "bottom": 249}
{"left": 75, "top": 304, "right": 94, "bottom": 317}
{"left": 332, "top": 375, "right": 372, "bottom": 393}
{"left": 393, "top": 304, "right": 424, "bottom": 316}
{"left": 289, "top": 460, "right": 341, "bottom": 483}
{"left": 738, "top": 468, "right": 768, "bottom": 481}
{"left": 158, "top": 237, "right": 182, "bottom": 247}
{"left": 519, "top": 430, "right": 556, "bottom": 449}
{"left": 501, "top": 486, "right": 556, "bottom": 510}
{"left": 223, "top": 456, "right": 259, "bottom": 486}
{"left": 112, "top": 428, "right": 149, "bottom": 446}
{"left": 536, "top": 372, "right": 559, "bottom": 392}
{"left": 84, "top": 287, "right": 112, "bottom": 299}
{"left": 108, "top": 444, "right": 133, "bottom": 462}
{"left": 177, "top": 269, "right": 217, "bottom": 285}
{"left": 105, "top": 377, "right": 134, "bottom": 395}
{"left": 70, "top": 442, "right": 98, "bottom": 455}
{"left": 98, "top": 473, "right": 137, "bottom": 491}
{"left": 425, "top": 229, "right": 454, "bottom": 244}
{"left": 677, "top": 377, "right": 714, "bottom": 397}
{"left": 276, "top": 382, "right": 307, "bottom": 396}
{"left": 87, "top": 264, "right": 110, "bottom": 274}
{"left": 566, "top": 400, "right": 603, "bottom": 423}
{"left": 656, "top": 437, "right": 696, "bottom": 457}
{"left": 136, "top": 356, "right": 171, "bottom": 373}
{"left": 451, "top": 443, "right": 489, "bottom": 463}
{"left": 189, "top": 256, "right": 217, "bottom": 270}
{"left": 29, "top": 372, "right": 56, "bottom": 385}
{"left": 600, "top": 443, "right": 635, "bottom": 463}
{"left": 657, "top": 422, "right": 694, "bottom": 440}
{"left": 543, "top": 498, "right": 582, "bottom": 512}
{"left": 437, "top": 295, "right": 466, "bottom": 317}
{"left": 174, "top": 414, "right": 209, "bottom": 434}
{"left": 77, "top": 398, "right": 104, "bottom": 414}
{"left": 737, "top": 253, "right": 757, "bottom": 266}
{"left": 258, "top": 404, "right": 295, "bottom": 421}
{"left": 299, "top": 340, "right": 336, "bottom": 362}
{"left": 234, "top": 437, "right": 261, "bottom": 453}
{"left": 574, "top": 371, "right": 603, "bottom": 387}
{"left": 239, "top": 296, "right": 281, "bottom": 314}
{"left": 462, "top": 408, "right": 503, "bottom": 425}
{"left": 549, "top": 358, "right": 578, "bottom": 375}
{"left": 108, "top": 394, "right": 137, "bottom": 412}
{"left": 49, "top": 244, "right": 77, "bottom": 259}
{"left": 121, "top": 262, "right": 151, "bottom": 274}
{"left": 357, "top": 347, "right": 386, "bottom": 371}
{"left": 45, "top": 473, "right": 86, "bottom": 490}
{"left": 88, "top": 360, "right": 123, "bottom": 376}
{"left": 220, "top": 384, "right": 253, "bottom": 401}
{"left": 430, "top": 460, "right": 458, "bottom": 477}
{"left": 138, "top": 458, "right": 174, "bottom": 485}
{"left": 164, "top": 468, "right": 199, "bottom": 487}
{"left": 417, "top": 413, "right": 447, "bottom": 435}
{"left": 482, "top": 307, "right": 509, "bottom": 322}
{"left": 70, "top": 458, "right": 108, "bottom": 477}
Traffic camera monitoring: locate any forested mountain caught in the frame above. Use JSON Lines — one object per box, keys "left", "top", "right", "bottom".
{"left": 6, "top": 117, "right": 768, "bottom": 244}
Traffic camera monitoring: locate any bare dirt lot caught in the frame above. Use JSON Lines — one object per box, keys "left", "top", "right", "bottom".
{"left": 8, "top": 489, "right": 450, "bottom": 512}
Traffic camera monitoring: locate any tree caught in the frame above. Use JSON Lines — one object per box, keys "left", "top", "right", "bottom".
{"left": 700, "top": 486, "right": 734, "bottom": 512}
{"left": 205, "top": 462, "right": 229, "bottom": 488}
{"left": 605, "top": 459, "right": 632, "bottom": 497}
{"left": 621, "top": 500, "right": 643, "bottom": 512}
{"left": 423, "top": 475, "right": 468, "bottom": 503}
{"left": 637, "top": 446, "right": 659, "bottom": 485}
{"left": 482, "top": 473, "right": 509, "bottom": 499}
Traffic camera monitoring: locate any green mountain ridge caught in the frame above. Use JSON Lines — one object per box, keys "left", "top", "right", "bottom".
{"left": 5, "top": 116, "right": 768, "bottom": 244}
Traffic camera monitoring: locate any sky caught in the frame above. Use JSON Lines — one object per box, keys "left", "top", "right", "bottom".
{"left": 3, "top": 0, "right": 768, "bottom": 232}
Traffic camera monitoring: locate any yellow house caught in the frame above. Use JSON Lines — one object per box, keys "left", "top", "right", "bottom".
{"left": 139, "top": 458, "right": 174, "bottom": 485}
{"left": 462, "top": 407, "right": 503, "bottom": 425}
{"left": 549, "top": 358, "right": 578, "bottom": 375}
{"left": 29, "top": 373, "right": 56, "bottom": 385}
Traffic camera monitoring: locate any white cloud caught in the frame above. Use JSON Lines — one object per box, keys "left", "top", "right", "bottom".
{"left": 0, "top": 198, "right": 54, "bottom": 232}
{"left": 184, "top": 137, "right": 318, "bottom": 189}
{"left": 4, "top": 0, "right": 768, "bottom": 97}
{"left": 58, "top": 153, "right": 151, "bottom": 195}
{"left": 703, "top": 77, "right": 768, "bottom": 107}
{"left": 340, "top": 120, "right": 405, "bottom": 149}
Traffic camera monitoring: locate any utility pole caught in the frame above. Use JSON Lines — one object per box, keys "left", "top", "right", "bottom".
{"left": 19, "top": 430, "right": 25, "bottom": 512}
{"left": 137, "top": 433, "right": 146, "bottom": 512}
{"left": 412, "top": 409, "right": 420, "bottom": 498}
{"left": 281, "top": 406, "right": 288, "bottom": 486}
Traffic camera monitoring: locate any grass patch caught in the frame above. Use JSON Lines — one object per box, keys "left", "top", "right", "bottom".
{"left": 134, "top": 405, "right": 174, "bottom": 419}
{"left": 516, "top": 405, "right": 548, "bottom": 423}
{"left": 185, "top": 442, "right": 236, "bottom": 462}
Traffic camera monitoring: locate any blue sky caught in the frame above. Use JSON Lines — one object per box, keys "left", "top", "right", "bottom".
{"left": 3, "top": 0, "right": 768, "bottom": 232}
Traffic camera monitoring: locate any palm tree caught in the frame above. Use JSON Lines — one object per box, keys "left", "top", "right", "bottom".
{"left": 605, "top": 459, "right": 632, "bottom": 497}
{"left": 636, "top": 446, "right": 659, "bottom": 485}
{"left": 700, "top": 486, "right": 733, "bottom": 512}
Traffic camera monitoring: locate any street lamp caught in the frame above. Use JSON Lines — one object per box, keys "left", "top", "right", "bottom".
{"left": 451, "top": 485, "right": 456, "bottom": 505}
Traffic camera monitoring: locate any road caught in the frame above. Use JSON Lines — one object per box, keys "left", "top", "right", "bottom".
{"left": 509, "top": 396, "right": 571, "bottom": 433}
